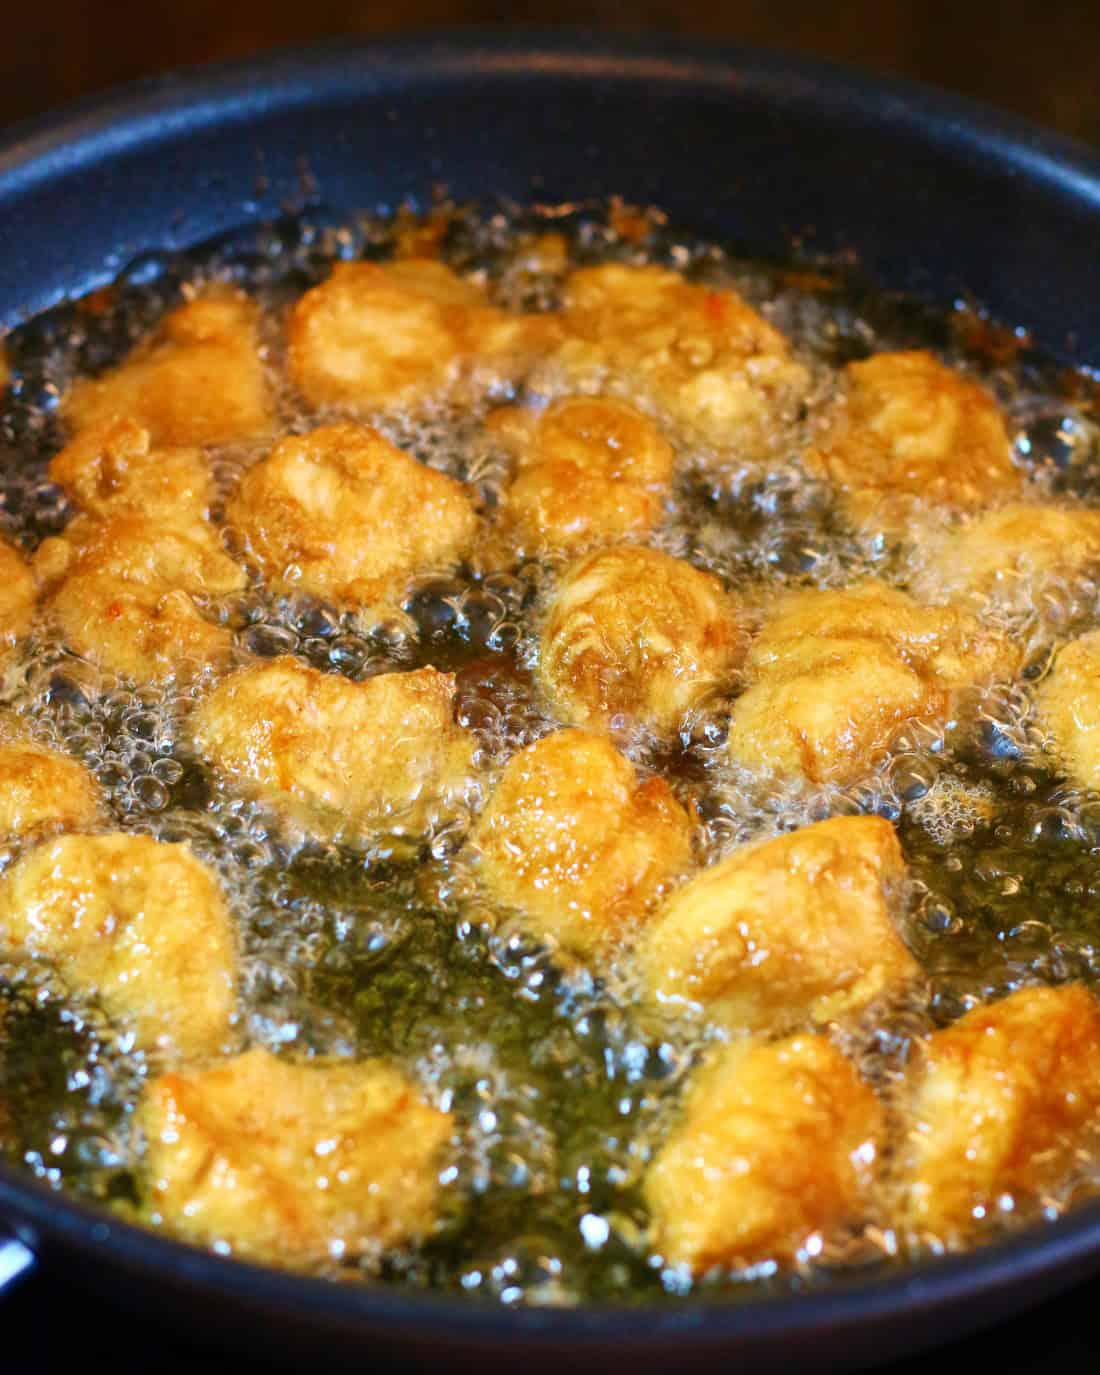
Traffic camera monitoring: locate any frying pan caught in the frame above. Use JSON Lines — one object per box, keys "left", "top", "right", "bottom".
{"left": 1, "top": 30, "right": 1100, "bottom": 1372}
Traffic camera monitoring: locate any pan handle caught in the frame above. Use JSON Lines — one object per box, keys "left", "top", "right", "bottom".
{"left": 0, "top": 1226, "right": 35, "bottom": 1295}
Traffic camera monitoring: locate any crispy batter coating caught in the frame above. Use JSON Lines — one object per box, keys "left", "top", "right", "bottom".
{"left": 533, "top": 264, "right": 810, "bottom": 454}
{"left": 487, "top": 396, "right": 674, "bottom": 556}
{"left": 226, "top": 423, "right": 477, "bottom": 609}
{"left": 805, "top": 351, "right": 1021, "bottom": 536}
{"left": 0, "top": 833, "right": 236, "bottom": 1061}
{"left": 287, "top": 259, "right": 560, "bottom": 412}
{"left": 0, "top": 716, "right": 101, "bottom": 842}
{"left": 726, "top": 582, "right": 1017, "bottom": 785}
{"left": 193, "top": 657, "right": 476, "bottom": 844}
{"left": 539, "top": 545, "right": 746, "bottom": 736}
{"left": 64, "top": 289, "right": 273, "bottom": 448}
{"left": 645, "top": 1035, "right": 882, "bottom": 1272}
{"left": 899, "top": 984, "right": 1100, "bottom": 1246}
{"left": 469, "top": 729, "right": 693, "bottom": 958}
{"left": 1035, "top": 629, "right": 1100, "bottom": 790}
{"left": 139, "top": 1047, "right": 451, "bottom": 1266}
{"left": 0, "top": 538, "right": 34, "bottom": 650}
{"left": 637, "top": 816, "right": 917, "bottom": 1030}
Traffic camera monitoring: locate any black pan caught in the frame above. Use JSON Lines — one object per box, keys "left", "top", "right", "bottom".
{"left": 1, "top": 30, "right": 1100, "bottom": 1372}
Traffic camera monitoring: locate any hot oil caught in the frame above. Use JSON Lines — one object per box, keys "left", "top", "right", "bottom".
{"left": 0, "top": 200, "right": 1099, "bottom": 1304}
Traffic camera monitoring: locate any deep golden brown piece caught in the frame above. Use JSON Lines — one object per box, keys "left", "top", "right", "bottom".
{"left": 726, "top": 581, "right": 1017, "bottom": 784}
{"left": 533, "top": 264, "right": 810, "bottom": 455}
{"left": 469, "top": 729, "right": 693, "bottom": 958}
{"left": 488, "top": 396, "right": 674, "bottom": 556}
{"left": 139, "top": 1048, "right": 451, "bottom": 1266}
{"left": 226, "top": 422, "right": 477, "bottom": 610}
{"left": 645, "top": 1035, "right": 882, "bottom": 1272}
{"left": 805, "top": 351, "right": 1021, "bottom": 537}
{"left": 0, "top": 538, "right": 35, "bottom": 651}
{"left": 0, "top": 833, "right": 237, "bottom": 1061}
{"left": 64, "top": 289, "right": 273, "bottom": 448}
{"left": 1035, "top": 629, "right": 1100, "bottom": 791}
{"left": 539, "top": 545, "right": 746, "bottom": 737}
{"left": 637, "top": 816, "right": 916, "bottom": 1030}
{"left": 193, "top": 657, "right": 476, "bottom": 844}
{"left": 899, "top": 984, "right": 1100, "bottom": 1246}
{"left": 288, "top": 259, "right": 560, "bottom": 412}
{"left": 0, "top": 716, "right": 101, "bottom": 842}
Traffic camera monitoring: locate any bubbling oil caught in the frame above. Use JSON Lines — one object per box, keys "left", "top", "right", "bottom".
{"left": 1, "top": 199, "right": 1100, "bottom": 1304}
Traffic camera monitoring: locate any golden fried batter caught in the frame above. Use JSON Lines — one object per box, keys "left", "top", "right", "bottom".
{"left": 288, "top": 259, "right": 560, "bottom": 412}
{"left": 64, "top": 289, "right": 273, "bottom": 448}
{"left": 487, "top": 396, "right": 674, "bottom": 556}
{"left": 0, "top": 833, "right": 236, "bottom": 1061}
{"left": 533, "top": 263, "right": 810, "bottom": 455}
{"left": 1035, "top": 629, "right": 1100, "bottom": 790}
{"left": 469, "top": 729, "right": 693, "bottom": 958}
{"left": 805, "top": 351, "right": 1021, "bottom": 536}
{"left": 139, "top": 1047, "right": 451, "bottom": 1266}
{"left": 637, "top": 816, "right": 917, "bottom": 1030}
{"left": 193, "top": 657, "right": 476, "bottom": 844}
{"left": 726, "top": 581, "right": 1016, "bottom": 785}
{"left": 0, "top": 538, "right": 34, "bottom": 650}
{"left": 0, "top": 716, "right": 101, "bottom": 842}
{"left": 539, "top": 545, "right": 746, "bottom": 737}
{"left": 899, "top": 984, "right": 1100, "bottom": 1246}
{"left": 226, "top": 422, "right": 477, "bottom": 610}
{"left": 645, "top": 1035, "right": 882, "bottom": 1272}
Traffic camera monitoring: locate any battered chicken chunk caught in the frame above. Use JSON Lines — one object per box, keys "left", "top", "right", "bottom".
{"left": 226, "top": 423, "right": 477, "bottom": 610}
{"left": 539, "top": 545, "right": 746, "bottom": 737}
{"left": 899, "top": 984, "right": 1100, "bottom": 1246}
{"left": 193, "top": 657, "right": 476, "bottom": 845}
{"left": 288, "top": 259, "right": 560, "bottom": 412}
{"left": 1035, "top": 630, "right": 1100, "bottom": 790}
{"left": 0, "top": 539, "right": 34, "bottom": 650}
{"left": 532, "top": 263, "right": 810, "bottom": 455}
{"left": 637, "top": 816, "right": 917, "bottom": 1030}
{"left": 487, "top": 396, "right": 674, "bottom": 556}
{"left": 64, "top": 289, "right": 273, "bottom": 448}
{"left": 469, "top": 729, "right": 693, "bottom": 958}
{"left": 0, "top": 716, "right": 101, "bottom": 842}
{"left": 805, "top": 351, "right": 1021, "bottom": 537}
{"left": 726, "top": 581, "right": 1016, "bottom": 785}
{"left": 139, "top": 1047, "right": 451, "bottom": 1266}
{"left": 0, "top": 834, "right": 236, "bottom": 1061}
{"left": 645, "top": 1035, "right": 882, "bottom": 1272}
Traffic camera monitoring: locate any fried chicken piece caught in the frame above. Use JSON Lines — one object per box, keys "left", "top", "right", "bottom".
{"left": 532, "top": 264, "right": 810, "bottom": 455}
{"left": 0, "top": 539, "right": 35, "bottom": 650}
{"left": 64, "top": 289, "right": 273, "bottom": 448}
{"left": 468, "top": 729, "right": 693, "bottom": 958}
{"left": 193, "top": 657, "right": 476, "bottom": 844}
{"left": 805, "top": 351, "right": 1021, "bottom": 537}
{"left": 645, "top": 1035, "right": 882, "bottom": 1272}
{"left": 1035, "top": 629, "right": 1100, "bottom": 790}
{"left": 226, "top": 422, "right": 477, "bottom": 610}
{"left": 287, "top": 259, "right": 560, "bottom": 412}
{"left": 139, "top": 1047, "right": 451, "bottom": 1266}
{"left": 0, "top": 833, "right": 236, "bottom": 1061}
{"left": 539, "top": 545, "right": 746, "bottom": 737}
{"left": 0, "top": 715, "right": 101, "bottom": 842}
{"left": 637, "top": 816, "right": 917, "bottom": 1030}
{"left": 726, "top": 581, "right": 1017, "bottom": 785}
{"left": 899, "top": 984, "right": 1100, "bottom": 1246}
{"left": 487, "top": 396, "right": 674, "bottom": 556}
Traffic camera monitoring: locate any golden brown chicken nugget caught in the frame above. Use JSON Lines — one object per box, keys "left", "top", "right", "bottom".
{"left": 0, "top": 716, "right": 102, "bottom": 842}
{"left": 139, "top": 1047, "right": 451, "bottom": 1266}
{"left": 0, "top": 539, "right": 34, "bottom": 650}
{"left": 645, "top": 1035, "right": 882, "bottom": 1272}
{"left": 0, "top": 833, "right": 237, "bottom": 1061}
{"left": 468, "top": 729, "right": 693, "bottom": 958}
{"left": 1035, "top": 629, "right": 1100, "bottom": 791}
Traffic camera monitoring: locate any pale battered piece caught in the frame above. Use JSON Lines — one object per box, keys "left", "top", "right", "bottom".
{"left": 532, "top": 263, "right": 810, "bottom": 455}
{"left": 0, "top": 716, "right": 101, "bottom": 842}
{"left": 139, "top": 1047, "right": 451, "bottom": 1266}
{"left": 0, "top": 833, "right": 237, "bottom": 1061}
{"left": 64, "top": 288, "right": 273, "bottom": 448}
{"left": 726, "top": 581, "right": 1017, "bottom": 785}
{"left": 645, "top": 1035, "right": 882, "bottom": 1272}
{"left": 1035, "top": 629, "right": 1100, "bottom": 790}
{"left": 899, "top": 984, "right": 1100, "bottom": 1247}
{"left": 288, "top": 258, "right": 560, "bottom": 412}
{"left": 487, "top": 396, "right": 674, "bottom": 555}
{"left": 805, "top": 351, "right": 1021, "bottom": 537}
{"left": 539, "top": 545, "right": 746, "bottom": 737}
{"left": 193, "top": 657, "right": 476, "bottom": 844}
{"left": 637, "top": 816, "right": 917, "bottom": 1030}
{"left": 226, "top": 423, "right": 477, "bottom": 610}
{"left": 0, "top": 538, "right": 35, "bottom": 651}
{"left": 469, "top": 729, "right": 693, "bottom": 958}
